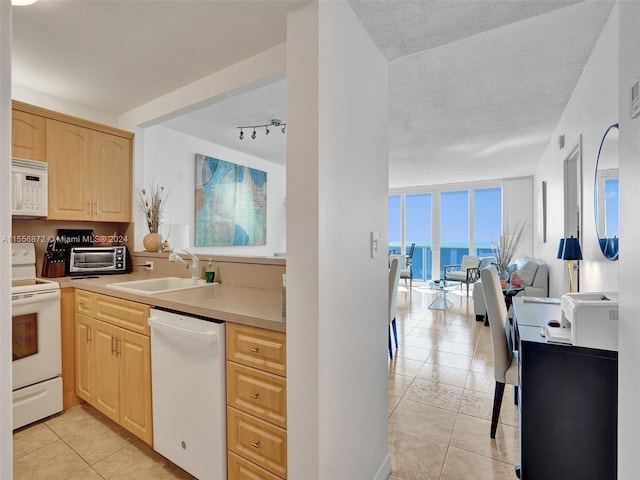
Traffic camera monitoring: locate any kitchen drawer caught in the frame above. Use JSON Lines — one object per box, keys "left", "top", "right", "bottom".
{"left": 227, "top": 407, "right": 287, "bottom": 479}
{"left": 226, "top": 324, "right": 286, "bottom": 377}
{"left": 227, "top": 362, "right": 287, "bottom": 428}
{"left": 228, "top": 451, "right": 284, "bottom": 480}
{"left": 75, "top": 290, "right": 93, "bottom": 316}
{"left": 94, "top": 293, "right": 150, "bottom": 335}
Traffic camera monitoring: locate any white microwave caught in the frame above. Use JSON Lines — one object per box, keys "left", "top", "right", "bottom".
{"left": 12, "top": 158, "right": 48, "bottom": 218}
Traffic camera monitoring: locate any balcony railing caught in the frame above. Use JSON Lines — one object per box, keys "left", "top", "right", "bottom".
{"left": 389, "top": 244, "right": 493, "bottom": 281}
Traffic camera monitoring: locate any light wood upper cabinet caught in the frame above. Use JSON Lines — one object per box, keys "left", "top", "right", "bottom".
{"left": 92, "top": 132, "right": 131, "bottom": 222}
{"left": 46, "top": 119, "right": 93, "bottom": 220}
{"left": 46, "top": 118, "right": 132, "bottom": 222}
{"left": 12, "top": 110, "right": 45, "bottom": 160}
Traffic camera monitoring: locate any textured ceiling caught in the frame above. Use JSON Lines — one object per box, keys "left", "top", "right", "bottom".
{"left": 11, "top": 0, "right": 616, "bottom": 186}
{"left": 12, "top": 0, "right": 305, "bottom": 114}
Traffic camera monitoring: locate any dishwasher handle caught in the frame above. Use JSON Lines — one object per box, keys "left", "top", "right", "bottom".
{"left": 148, "top": 316, "right": 218, "bottom": 343}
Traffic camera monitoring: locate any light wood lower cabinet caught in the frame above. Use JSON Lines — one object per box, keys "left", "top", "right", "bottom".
{"left": 228, "top": 451, "right": 283, "bottom": 480}
{"left": 74, "top": 290, "right": 153, "bottom": 445}
{"left": 75, "top": 312, "right": 93, "bottom": 403}
{"left": 227, "top": 323, "right": 287, "bottom": 480}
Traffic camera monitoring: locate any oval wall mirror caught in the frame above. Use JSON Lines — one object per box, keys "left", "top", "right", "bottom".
{"left": 594, "top": 123, "right": 619, "bottom": 261}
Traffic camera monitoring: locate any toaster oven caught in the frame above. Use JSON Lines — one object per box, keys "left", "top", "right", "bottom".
{"left": 69, "top": 246, "right": 128, "bottom": 275}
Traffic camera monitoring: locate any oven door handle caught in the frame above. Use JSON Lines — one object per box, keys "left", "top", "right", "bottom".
{"left": 12, "top": 291, "right": 61, "bottom": 306}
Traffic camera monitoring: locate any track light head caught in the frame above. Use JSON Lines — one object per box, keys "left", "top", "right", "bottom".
{"left": 281, "top": 125, "right": 286, "bottom": 133}
{"left": 251, "top": 128, "right": 256, "bottom": 140}
{"left": 239, "top": 129, "right": 244, "bottom": 140}
{"left": 265, "top": 126, "right": 270, "bottom": 135}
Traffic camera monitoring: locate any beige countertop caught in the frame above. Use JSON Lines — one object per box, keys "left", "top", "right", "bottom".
{"left": 57, "top": 273, "right": 286, "bottom": 333}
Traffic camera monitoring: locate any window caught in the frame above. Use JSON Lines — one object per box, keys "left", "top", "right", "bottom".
{"left": 406, "top": 193, "right": 432, "bottom": 280}
{"left": 389, "top": 183, "right": 503, "bottom": 281}
{"left": 388, "top": 195, "right": 401, "bottom": 254}
{"left": 440, "top": 190, "right": 469, "bottom": 277}
{"left": 474, "top": 187, "right": 502, "bottom": 256}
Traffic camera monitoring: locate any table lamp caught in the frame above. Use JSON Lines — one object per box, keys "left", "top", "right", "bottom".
{"left": 557, "top": 235, "right": 583, "bottom": 292}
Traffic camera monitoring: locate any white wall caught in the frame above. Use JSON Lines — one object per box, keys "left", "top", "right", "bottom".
{"left": 12, "top": 84, "right": 118, "bottom": 126}
{"left": 0, "top": 3, "right": 12, "bottom": 478}
{"left": 287, "top": 2, "right": 390, "bottom": 479}
{"left": 533, "top": 5, "right": 619, "bottom": 297}
{"left": 139, "top": 125, "right": 286, "bottom": 256}
{"left": 617, "top": 1, "right": 640, "bottom": 477}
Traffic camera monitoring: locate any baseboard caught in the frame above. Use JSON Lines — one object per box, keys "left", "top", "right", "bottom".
{"left": 373, "top": 453, "right": 392, "bottom": 480}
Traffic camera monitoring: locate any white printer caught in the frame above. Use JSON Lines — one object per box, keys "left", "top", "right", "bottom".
{"left": 560, "top": 292, "right": 619, "bottom": 351}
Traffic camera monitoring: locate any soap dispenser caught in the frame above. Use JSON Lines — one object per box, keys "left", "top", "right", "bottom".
{"left": 205, "top": 259, "right": 215, "bottom": 283}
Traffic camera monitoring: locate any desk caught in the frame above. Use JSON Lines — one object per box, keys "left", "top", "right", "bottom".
{"left": 513, "top": 297, "right": 617, "bottom": 480}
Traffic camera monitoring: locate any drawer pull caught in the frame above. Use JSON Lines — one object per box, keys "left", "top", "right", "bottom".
{"left": 251, "top": 441, "right": 260, "bottom": 449}
{"left": 250, "top": 347, "right": 260, "bottom": 353}
{"left": 250, "top": 392, "right": 260, "bottom": 400}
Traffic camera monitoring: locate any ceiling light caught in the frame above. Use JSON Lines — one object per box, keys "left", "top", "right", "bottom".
{"left": 237, "top": 119, "right": 287, "bottom": 141}
{"left": 12, "top": 0, "right": 38, "bottom": 5}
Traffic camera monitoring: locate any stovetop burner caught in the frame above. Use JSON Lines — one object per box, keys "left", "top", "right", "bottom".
{"left": 11, "top": 243, "right": 60, "bottom": 294}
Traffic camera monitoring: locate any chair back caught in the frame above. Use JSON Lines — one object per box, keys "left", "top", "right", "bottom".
{"left": 407, "top": 243, "right": 415, "bottom": 260}
{"left": 480, "top": 265, "right": 513, "bottom": 383}
{"left": 389, "top": 256, "right": 401, "bottom": 325}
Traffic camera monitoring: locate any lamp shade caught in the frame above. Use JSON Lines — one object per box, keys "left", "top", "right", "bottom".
{"left": 560, "top": 236, "right": 583, "bottom": 261}
{"left": 556, "top": 238, "right": 566, "bottom": 259}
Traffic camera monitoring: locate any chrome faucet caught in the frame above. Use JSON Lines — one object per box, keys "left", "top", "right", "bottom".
{"left": 169, "top": 249, "right": 201, "bottom": 280}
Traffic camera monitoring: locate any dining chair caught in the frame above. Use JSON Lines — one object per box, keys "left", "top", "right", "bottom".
{"left": 399, "top": 243, "right": 415, "bottom": 288}
{"left": 480, "top": 264, "right": 519, "bottom": 438}
{"left": 389, "top": 256, "right": 401, "bottom": 358}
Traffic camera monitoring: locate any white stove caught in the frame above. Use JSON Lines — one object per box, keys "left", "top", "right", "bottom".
{"left": 11, "top": 243, "right": 63, "bottom": 429}
{"left": 11, "top": 243, "right": 60, "bottom": 294}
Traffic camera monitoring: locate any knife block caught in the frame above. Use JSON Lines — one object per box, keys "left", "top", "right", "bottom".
{"left": 41, "top": 254, "right": 66, "bottom": 278}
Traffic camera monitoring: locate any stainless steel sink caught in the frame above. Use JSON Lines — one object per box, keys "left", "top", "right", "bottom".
{"left": 105, "top": 277, "right": 214, "bottom": 295}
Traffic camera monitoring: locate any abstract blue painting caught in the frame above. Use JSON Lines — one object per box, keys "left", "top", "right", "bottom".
{"left": 194, "top": 154, "right": 267, "bottom": 246}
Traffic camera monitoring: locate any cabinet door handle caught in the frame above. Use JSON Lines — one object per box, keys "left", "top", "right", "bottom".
{"left": 250, "top": 347, "right": 260, "bottom": 353}
{"left": 87, "top": 202, "right": 91, "bottom": 215}
{"left": 86, "top": 326, "right": 91, "bottom": 343}
{"left": 250, "top": 392, "right": 260, "bottom": 400}
{"left": 94, "top": 202, "right": 99, "bottom": 216}
{"left": 111, "top": 336, "right": 117, "bottom": 355}
{"left": 116, "top": 338, "right": 121, "bottom": 356}
{"left": 251, "top": 441, "right": 260, "bottom": 449}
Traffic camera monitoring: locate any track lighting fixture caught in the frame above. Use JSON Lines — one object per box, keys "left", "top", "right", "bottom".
{"left": 237, "top": 119, "right": 287, "bottom": 140}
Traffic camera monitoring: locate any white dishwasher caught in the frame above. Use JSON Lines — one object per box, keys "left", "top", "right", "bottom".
{"left": 148, "top": 308, "right": 226, "bottom": 480}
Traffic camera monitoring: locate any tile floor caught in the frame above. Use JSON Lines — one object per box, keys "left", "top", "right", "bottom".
{"left": 13, "top": 281, "right": 517, "bottom": 480}
{"left": 388, "top": 282, "right": 519, "bottom": 480}
{"left": 12, "top": 404, "right": 196, "bottom": 480}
